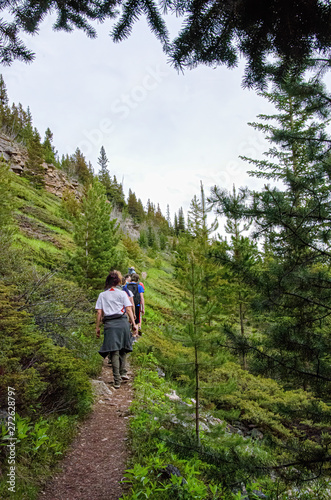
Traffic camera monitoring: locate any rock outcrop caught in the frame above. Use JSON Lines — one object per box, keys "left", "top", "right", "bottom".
{"left": 0, "top": 133, "right": 27, "bottom": 174}
{"left": 43, "top": 163, "right": 83, "bottom": 199}
{"left": 111, "top": 206, "right": 140, "bottom": 239}
{"left": 0, "top": 132, "right": 82, "bottom": 199}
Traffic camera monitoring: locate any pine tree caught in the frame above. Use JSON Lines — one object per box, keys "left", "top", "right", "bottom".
{"left": 170, "top": 220, "right": 231, "bottom": 443}
{"left": 18, "top": 105, "right": 33, "bottom": 145}
{"left": 71, "top": 148, "right": 92, "bottom": 185}
{"left": 159, "top": 231, "right": 167, "bottom": 250}
{"left": 127, "top": 189, "right": 138, "bottom": 221}
{"left": 177, "top": 207, "right": 186, "bottom": 233}
{"left": 136, "top": 198, "right": 145, "bottom": 222}
{"left": 24, "top": 127, "right": 45, "bottom": 188}
{"left": 166, "top": 204, "right": 172, "bottom": 232}
{"left": 0, "top": 74, "right": 9, "bottom": 128}
{"left": 0, "top": 159, "right": 16, "bottom": 254}
{"left": 72, "top": 179, "right": 124, "bottom": 289}
{"left": 146, "top": 199, "right": 155, "bottom": 220}
{"left": 188, "top": 181, "right": 217, "bottom": 242}
{"left": 211, "top": 186, "right": 258, "bottom": 369}
{"left": 60, "top": 154, "right": 72, "bottom": 174}
{"left": 97, "top": 146, "right": 112, "bottom": 193}
{"left": 61, "top": 188, "right": 81, "bottom": 218}
{"left": 174, "top": 213, "right": 179, "bottom": 236}
{"left": 111, "top": 175, "right": 126, "bottom": 209}
{"left": 43, "top": 127, "right": 57, "bottom": 164}
{"left": 138, "top": 229, "right": 148, "bottom": 248}
{"left": 211, "top": 74, "right": 331, "bottom": 393}
{"left": 147, "top": 225, "right": 158, "bottom": 249}
{"left": 97, "top": 149, "right": 126, "bottom": 209}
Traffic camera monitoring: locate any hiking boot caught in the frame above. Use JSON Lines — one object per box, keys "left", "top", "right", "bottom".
{"left": 114, "top": 383, "right": 121, "bottom": 389}
{"left": 121, "top": 375, "right": 130, "bottom": 381}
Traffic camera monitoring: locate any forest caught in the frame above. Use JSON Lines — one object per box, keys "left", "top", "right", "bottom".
{"left": 0, "top": 58, "right": 331, "bottom": 500}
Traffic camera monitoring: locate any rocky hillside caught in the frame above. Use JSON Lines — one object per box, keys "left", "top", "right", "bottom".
{"left": 0, "top": 132, "right": 82, "bottom": 199}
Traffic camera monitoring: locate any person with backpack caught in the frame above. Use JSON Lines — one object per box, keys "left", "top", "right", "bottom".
{"left": 113, "top": 270, "right": 135, "bottom": 310}
{"left": 95, "top": 271, "right": 138, "bottom": 389}
{"left": 123, "top": 273, "right": 145, "bottom": 334}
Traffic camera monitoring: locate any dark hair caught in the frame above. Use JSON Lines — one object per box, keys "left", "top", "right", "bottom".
{"left": 131, "top": 273, "right": 140, "bottom": 282}
{"left": 124, "top": 274, "right": 131, "bottom": 280}
{"left": 105, "top": 272, "right": 120, "bottom": 289}
{"left": 112, "top": 269, "right": 123, "bottom": 283}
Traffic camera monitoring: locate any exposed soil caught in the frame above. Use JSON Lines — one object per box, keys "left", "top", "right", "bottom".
{"left": 39, "top": 360, "right": 133, "bottom": 500}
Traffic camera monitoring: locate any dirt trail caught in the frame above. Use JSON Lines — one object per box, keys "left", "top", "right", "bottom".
{"left": 39, "top": 361, "right": 133, "bottom": 500}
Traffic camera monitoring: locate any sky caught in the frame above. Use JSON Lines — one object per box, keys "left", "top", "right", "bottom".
{"left": 3, "top": 12, "right": 278, "bottom": 224}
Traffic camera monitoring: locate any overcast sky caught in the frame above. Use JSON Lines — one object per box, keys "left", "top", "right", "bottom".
{"left": 3, "top": 13, "right": 281, "bottom": 224}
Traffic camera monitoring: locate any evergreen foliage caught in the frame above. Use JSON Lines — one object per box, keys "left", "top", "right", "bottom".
{"left": 71, "top": 147, "right": 93, "bottom": 185}
{"left": 2, "top": 1, "right": 331, "bottom": 87}
{"left": 42, "top": 127, "right": 57, "bottom": 164}
{"left": 0, "top": 74, "right": 9, "bottom": 126}
{"left": 2, "top": 71, "right": 331, "bottom": 498}
{"left": 170, "top": 189, "right": 231, "bottom": 443}
{"left": 97, "top": 145, "right": 112, "bottom": 193}
{"left": 127, "top": 257, "right": 331, "bottom": 498}
{"left": 0, "top": 158, "right": 15, "bottom": 236}
{"left": 0, "top": 0, "right": 118, "bottom": 63}
{"left": 113, "top": 0, "right": 331, "bottom": 87}
{"left": 210, "top": 185, "right": 259, "bottom": 370}
{"left": 211, "top": 74, "right": 331, "bottom": 395}
{"left": 110, "top": 174, "right": 126, "bottom": 209}
{"left": 138, "top": 228, "right": 148, "bottom": 248}
{"left": 0, "top": 78, "right": 35, "bottom": 143}
{"left": 23, "top": 127, "right": 45, "bottom": 188}
{"left": 72, "top": 179, "right": 124, "bottom": 289}
{"left": 188, "top": 181, "right": 217, "bottom": 241}
{"left": 177, "top": 206, "right": 185, "bottom": 233}
{"left": 0, "top": 159, "right": 18, "bottom": 276}
{"left": 127, "top": 189, "right": 145, "bottom": 223}
{"left": 61, "top": 187, "right": 81, "bottom": 218}
{"left": 0, "top": 174, "right": 100, "bottom": 497}
{"left": 97, "top": 146, "right": 126, "bottom": 209}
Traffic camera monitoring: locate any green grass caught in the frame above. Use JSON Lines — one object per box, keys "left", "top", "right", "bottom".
{"left": 123, "top": 253, "right": 331, "bottom": 499}
{"left": 10, "top": 174, "right": 75, "bottom": 259}
{"left": 14, "top": 234, "right": 62, "bottom": 254}
{"left": 12, "top": 176, "right": 61, "bottom": 211}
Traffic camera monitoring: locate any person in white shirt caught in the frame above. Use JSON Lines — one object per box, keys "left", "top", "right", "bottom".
{"left": 95, "top": 272, "right": 138, "bottom": 389}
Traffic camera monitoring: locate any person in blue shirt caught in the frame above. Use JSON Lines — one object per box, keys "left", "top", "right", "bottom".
{"left": 123, "top": 273, "right": 145, "bottom": 334}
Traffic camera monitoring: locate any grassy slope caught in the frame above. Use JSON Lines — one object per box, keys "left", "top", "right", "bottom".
{"left": 0, "top": 175, "right": 102, "bottom": 500}
{"left": 124, "top": 256, "right": 331, "bottom": 499}
{"left": 2, "top": 175, "right": 330, "bottom": 499}
{"left": 12, "top": 176, "right": 75, "bottom": 258}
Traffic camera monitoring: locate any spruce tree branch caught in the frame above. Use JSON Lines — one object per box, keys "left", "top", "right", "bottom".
{"left": 214, "top": 341, "right": 331, "bottom": 382}
{"left": 283, "top": 290, "right": 331, "bottom": 311}
{"left": 258, "top": 455, "right": 331, "bottom": 471}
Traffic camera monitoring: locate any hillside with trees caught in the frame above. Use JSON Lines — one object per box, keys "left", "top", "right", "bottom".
{"left": 1, "top": 67, "right": 331, "bottom": 500}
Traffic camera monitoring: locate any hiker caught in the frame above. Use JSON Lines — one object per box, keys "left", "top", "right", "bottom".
{"left": 124, "top": 272, "right": 145, "bottom": 334}
{"left": 105, "top": 270, "right": 136, "bottom": 366}
{"left": 126, "top": 271, "right": 144, "bottom": 293}
{"left": 95, "top": 271, "right": 138, "bottom": 389}
{"left": 113, "top": 270, "right": 135, "bottom": 309}
{"left": 124, "top": 273, "right": 131, "bottom": 284}
{"left": 128, "top": 266, "right": 135, "bottom": 275}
